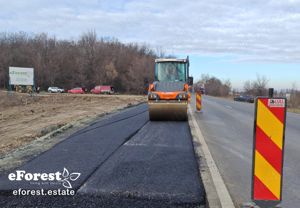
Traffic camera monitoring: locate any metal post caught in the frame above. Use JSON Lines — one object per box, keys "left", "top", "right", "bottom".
{"left": 269, "top": 88, "right": 274, "bottom": 98}
{"left": 8, "top": 76, "right": 12, "bottom": 96}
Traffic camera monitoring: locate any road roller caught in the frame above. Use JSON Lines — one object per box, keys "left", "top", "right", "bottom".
{"left": 148, "top": 56, "right": 193, "bottom": 121}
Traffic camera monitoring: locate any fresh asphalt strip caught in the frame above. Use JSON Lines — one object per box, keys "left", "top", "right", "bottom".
{"left": 0, "top": 103, "right": 205, "bottom": 208}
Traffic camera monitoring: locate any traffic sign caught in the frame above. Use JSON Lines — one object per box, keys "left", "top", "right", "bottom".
{"left": 252, "top": 97, "right": 287, "bottom": 207}
{"left": 196, "top": 91, "right": 202, "bottom": 111}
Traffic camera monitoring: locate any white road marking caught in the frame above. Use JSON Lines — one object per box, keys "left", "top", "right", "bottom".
{"left": 208, "top": 139, "right": 250, "bottom": 163}
{"left": 189, "top": 106, "right": 235, "bottom": 208}
{"left": 226, "top": 105, "right": 233, "bottom": 109}
{"left": 125, "top": 143, "right": 184, "bottom": 149}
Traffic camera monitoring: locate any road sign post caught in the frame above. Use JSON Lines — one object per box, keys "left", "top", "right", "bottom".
{"left": 268, "top": 88, "right": 274, "bottom": 98}
{"left": 251, "top": 96, "right": 287, "bottom": 207}
{"left": 196, "top": 91, "right": 202, "bottom": 111}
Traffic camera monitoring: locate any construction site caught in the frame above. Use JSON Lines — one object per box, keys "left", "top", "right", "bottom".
{"left": 1, "top": 1, "right": 300, "bottom": 208}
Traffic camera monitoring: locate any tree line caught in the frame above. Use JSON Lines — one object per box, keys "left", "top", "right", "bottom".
{"left": 196, "top": 74, "right": 232, "bottom": 96}
{"left": 197, "top": 73, "right": 299, "bottom": 109}
{"left": 0, "top": 31, "right": 157, "bottom": 94}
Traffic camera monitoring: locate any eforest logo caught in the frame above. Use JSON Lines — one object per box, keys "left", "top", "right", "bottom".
{"left": 8, "top": 168, "right": 81, "bottom": 189}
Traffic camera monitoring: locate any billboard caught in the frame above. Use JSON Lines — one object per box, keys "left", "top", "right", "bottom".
{"left": 9, "top": 67, "right": 34, "bottom": 85}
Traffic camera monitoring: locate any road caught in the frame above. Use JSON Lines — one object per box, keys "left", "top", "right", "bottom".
{"left": 0, "top": 104, "right": 205, "bottom": 208}
{"left": 191, "top": 95, "right": 300, "bottom": 208}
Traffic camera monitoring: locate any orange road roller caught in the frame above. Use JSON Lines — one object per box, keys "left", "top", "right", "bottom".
{"left": 148, "top": 56, "right": 193, "bottom": 121}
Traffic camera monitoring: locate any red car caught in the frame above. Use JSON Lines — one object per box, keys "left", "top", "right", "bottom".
{"left": 68, "top": 87, "right": 85, "bottom": 94}
{"left": 91, "top": 85, "right": 114, "bottom": 94}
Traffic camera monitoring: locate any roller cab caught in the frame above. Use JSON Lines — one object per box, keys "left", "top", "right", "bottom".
{"left": 148, "top": 57, "right": 193, "bottom": 121}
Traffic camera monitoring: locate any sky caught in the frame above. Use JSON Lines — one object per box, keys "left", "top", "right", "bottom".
{"left": 1, "top": 0, "right": 300, "bottom": 90}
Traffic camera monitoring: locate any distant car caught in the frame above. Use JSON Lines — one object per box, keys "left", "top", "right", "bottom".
{"left": 48, "top": 87, "right": 64, "bottom": 93}
{"left": 68, "top": 87, "right": 85, "bottom": 94}
{"left": 200, "top": 87, "right": 205, "bottom": 95}
{"left": 234, "top": 95, "right": 254, "bottom": 103}
{"left": 91, "top": 85, "right": 115, "bottom": 94}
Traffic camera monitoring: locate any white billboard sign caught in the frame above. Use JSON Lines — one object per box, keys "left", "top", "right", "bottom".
{"left": 9, "top": 67, "right": 34, "bottom": 85}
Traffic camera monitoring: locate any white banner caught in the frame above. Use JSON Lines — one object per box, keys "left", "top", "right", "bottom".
{"left": 9, "top": 67, "right": 34, "bottom": 85}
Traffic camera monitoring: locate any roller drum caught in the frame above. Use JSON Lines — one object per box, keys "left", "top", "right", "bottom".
{"left": 148, "top": 101, "right": 188, "bottom": 121}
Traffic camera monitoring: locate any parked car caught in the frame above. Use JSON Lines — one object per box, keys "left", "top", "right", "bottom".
{"left": 91, "top": 85, "right": 115, "bottom": 94}
{"left": 48, "top": 87, "right": 64, "bottom": 93}
{"left": 234, "top": 95, "right": 254, "bottom": 103}
{"left": 68, "top": 87, "right": 86, "bottom": 94}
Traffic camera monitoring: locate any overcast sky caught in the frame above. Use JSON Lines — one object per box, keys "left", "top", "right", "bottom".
{"left": 1, "top": 0, "right": 300, "bottom": 89}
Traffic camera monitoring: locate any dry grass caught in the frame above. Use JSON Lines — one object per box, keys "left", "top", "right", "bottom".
{"left": 0, "top": 91, "right": 146, "bottom": 156}
{"left": 207, "top": 93, "right": 300, "bottom": 114}
{"left": 288, "top": 92, "right": 300, "bottom": 114}
{"left": 287, "top": 108, "right": 300, "bottom": 114}
{"left": 0, "top": 92, "right": 39, "bottom": 110}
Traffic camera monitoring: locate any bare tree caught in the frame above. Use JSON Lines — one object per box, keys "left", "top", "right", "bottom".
{"left": 222, "top": 79, "right": 232, "bottom": 95}
{"left": 243, "top": 75, "right": 269, "bottom": 96}
{"left": 244, "top": 80, "right": 253, "bottom": 95}
{"left": 253, "top": 75, "right": 269, "bottom": 96}
{"left": 290, "top": 82, "right": 300, "bottom": 108}
{"left": 197, "top": 74, "right": 231, "bottom": 96}
{"left": 0, "top": 31, "right": 156, "bottom": 94}
{"left": 104, "top": 62, "right": 118, "bottom": 84}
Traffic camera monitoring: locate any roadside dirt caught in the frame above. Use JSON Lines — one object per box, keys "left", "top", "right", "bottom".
{"left": 0, "top": 91, "right": 146, "bottom": 157}
{"left": 216, "top": 95, "right": 300, "bottom": 113}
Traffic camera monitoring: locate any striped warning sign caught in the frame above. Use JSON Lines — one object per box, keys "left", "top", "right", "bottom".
{"left": 252, "top": 97, "right": 287, "bottom": 204}
{"left": 196, "top": 92, "right": 202, "bottom": 111}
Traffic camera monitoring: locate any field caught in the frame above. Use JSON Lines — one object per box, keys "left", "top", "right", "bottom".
{"left": 0, "top": 91, "right": 146, "bottom": 157}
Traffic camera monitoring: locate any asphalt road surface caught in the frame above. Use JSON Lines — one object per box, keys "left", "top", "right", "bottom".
{"left": 0, "top": 104, "right": 205, "bottom": 208}
{"left": 191, "top": 95, "right": 300, "bottom": 208}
